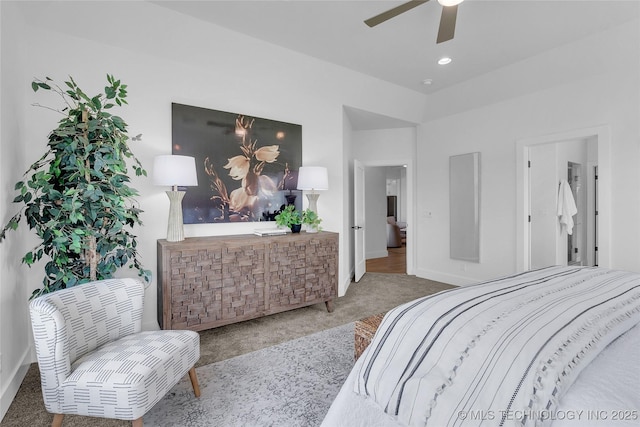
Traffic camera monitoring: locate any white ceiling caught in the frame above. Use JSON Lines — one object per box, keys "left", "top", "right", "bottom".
{"left": 152, "top": 0, "right": 639, "bottom": 96}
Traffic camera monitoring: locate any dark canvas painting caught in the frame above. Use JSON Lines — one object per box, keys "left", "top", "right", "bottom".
{"left": 172, "top": 103, "right": 303, "bottom": 224}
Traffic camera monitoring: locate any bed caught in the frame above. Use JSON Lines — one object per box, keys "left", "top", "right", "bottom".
{"left": 322, "top": 266, "right": 640, "bottom": 427}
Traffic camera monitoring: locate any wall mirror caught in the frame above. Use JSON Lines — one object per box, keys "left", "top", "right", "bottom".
{"left": 450, "top": 152, "right": 480, "bottom": 262}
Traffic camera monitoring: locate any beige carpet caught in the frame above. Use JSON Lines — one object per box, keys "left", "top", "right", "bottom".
{"left": 1, "top": 272, "right": 453, "bottom": 427}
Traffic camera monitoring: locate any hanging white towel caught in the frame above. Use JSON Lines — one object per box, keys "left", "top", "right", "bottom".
{"left": 557, "top": 179, "right": 578, "bottom": 235}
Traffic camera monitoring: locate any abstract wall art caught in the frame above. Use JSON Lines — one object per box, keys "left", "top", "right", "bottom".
{"left": 172, "top": 103, "right": 302, "bottom": 223}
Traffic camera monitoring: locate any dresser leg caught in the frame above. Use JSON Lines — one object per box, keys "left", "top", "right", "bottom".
{"left": 325, "top": 299, "right": 334, "bottom": 312}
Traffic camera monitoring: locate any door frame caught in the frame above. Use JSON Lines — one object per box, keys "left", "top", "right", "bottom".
{"left": 353, "top": 159, "right": 366, "bottom": 282}
{"left": 355, "top": 158, "right": 415, "bottom": 276}
{"left": 516, "top": 125, "right": 611, "bottom": 271}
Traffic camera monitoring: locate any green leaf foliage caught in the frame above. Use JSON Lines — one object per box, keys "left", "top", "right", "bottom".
{"left": 301, "top": 209, "right": 323, "bottom": 230}
{"left": 0, "top": 75, "right": 151, "bottom": 298}
{"left": 274, "top": 204, "right": 302, "bottom": 227}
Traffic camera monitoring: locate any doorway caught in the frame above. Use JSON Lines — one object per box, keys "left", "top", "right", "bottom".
{"left": 528, "top": 140, "right": 595, "bottom": 268}
{"left": 516, "top": 126, "right": 611, "bottom": 271}
{"left": 353, "top": 160, "right": 414, "bottom": 280}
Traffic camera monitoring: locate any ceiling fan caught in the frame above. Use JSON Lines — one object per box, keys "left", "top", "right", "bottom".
{"left": 365, "top": 0, "right": 464, "bottom": 44}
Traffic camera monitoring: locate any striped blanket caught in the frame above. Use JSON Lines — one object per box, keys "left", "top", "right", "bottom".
{"left": 354, "top": 266, "right": 640, "bottom": 427}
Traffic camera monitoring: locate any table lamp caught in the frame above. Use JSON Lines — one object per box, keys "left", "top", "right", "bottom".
{"left": 297, "top": 166, "right": 328, "bottom": 214}
{"left": 153, "top": 155, "right": 198, "bottom": 242}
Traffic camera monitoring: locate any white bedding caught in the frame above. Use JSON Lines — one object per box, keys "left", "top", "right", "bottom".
{"left": 322, "top": 324, "right": 640, "bottom": 427}
{"left": 323, "top": 269, "right": 640, "bottom": 427}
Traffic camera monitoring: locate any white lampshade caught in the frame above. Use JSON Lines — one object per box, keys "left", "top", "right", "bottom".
{"left": 297, "top": 166, "right": 328, "bottom": 191}
{"left": 153, "top": 155, "right": 198, "bottom": 187}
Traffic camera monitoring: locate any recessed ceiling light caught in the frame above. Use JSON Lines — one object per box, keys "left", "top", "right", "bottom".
{"left": 438, "top": 57, "right": 452, "bottom": 65}
{"left": 422, "top": 79, "right": 433, "bottom": 85}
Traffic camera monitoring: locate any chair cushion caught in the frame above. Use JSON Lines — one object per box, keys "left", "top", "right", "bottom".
{"left": 60, "top": 330, "right": 200, "bottom": 420}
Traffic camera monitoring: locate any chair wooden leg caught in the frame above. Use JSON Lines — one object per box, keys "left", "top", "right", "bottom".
{"left": 52, "top": 414, "right": 64, "bottom": 427}
{"left": 132, "top": 417, "right": 143, "bottom": 427}
{"left": 188, "top": 366, "right": 201, "bottom": 397}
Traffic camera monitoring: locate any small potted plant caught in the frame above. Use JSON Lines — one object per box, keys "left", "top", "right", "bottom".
{"left": 302, "top": 209, "right": 322, "bottom": 233}
{"left": 275, "top": 204, "right": 302, "bottom": 233}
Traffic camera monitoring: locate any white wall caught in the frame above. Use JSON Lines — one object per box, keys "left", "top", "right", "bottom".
{"left": 0, "top": 1, "right": 425, "bottom": 419}
{"left": 0, "top": 3, "right": 37, "bottom": 417}
{"left": 352, "top": 128, "right": 416, "bottom": 164}
{"left": 415, "top": 20, "right": 640, "bottom": 286}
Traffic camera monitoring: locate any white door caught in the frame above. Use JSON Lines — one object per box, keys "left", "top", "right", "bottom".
{"left": 354, "top": 159, "right": 366, "bottom": 282}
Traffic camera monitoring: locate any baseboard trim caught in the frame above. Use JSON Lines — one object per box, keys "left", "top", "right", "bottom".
{"left": 414, "top": 268, "right": 477, "bottom": 287}
{"left": 340, "top": 269, "right": 353, "bottom": 297}
{"left": 0, "top": 347, "right": 32, "bottom": 422}
{"left": 366, "top": 250, "right": 388, "bottom": 260}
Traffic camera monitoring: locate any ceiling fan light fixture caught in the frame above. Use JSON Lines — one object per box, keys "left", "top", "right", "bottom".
{"left": 365, "top": 0, "right": 462, "bottom": 43}
{"left": 438, "top": 57, "right": 452, "bottom": 65}
{"left": 438, "top": 0, "right": 463, "bottom": 6}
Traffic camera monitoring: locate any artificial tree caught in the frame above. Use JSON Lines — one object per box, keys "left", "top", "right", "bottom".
{"left": 0, "top": 75, "right": 151, "bottom": 298}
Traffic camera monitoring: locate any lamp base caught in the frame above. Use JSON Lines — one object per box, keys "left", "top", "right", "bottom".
{"left": 306, "top": 193, "right": 320, "bottom": 214}
{"left": 166, "top": 190, "right": 186, "bottom": 242}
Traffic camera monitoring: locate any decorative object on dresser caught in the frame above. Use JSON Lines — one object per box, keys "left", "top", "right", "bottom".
{"left": 280, "top": 164, "right": 300, "bottom": 206}
{"left": 297, "top": 166, "right": 329, "bottom": 214}
{"left": 153, "top": 154, "right": 199, "bottom": 242}
{"left": 302, "top": 208, "right": 323, "bottom": 233}
{"left": 274, "top": 204, "right": 303, "bottom": 233}
{"left": 253, "top": 228, "right": 289, "bottom": 236}
{"left": 157, "top": 231, "right": 339, "bottom": 331}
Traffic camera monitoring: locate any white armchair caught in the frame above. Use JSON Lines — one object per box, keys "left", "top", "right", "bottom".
{"left": 29, "top": 278, "right": 201, "bottom": 427}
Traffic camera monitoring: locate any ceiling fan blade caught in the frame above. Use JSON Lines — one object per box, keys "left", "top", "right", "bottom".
{"left": 365, "top": 0, "right": 429, "bottom": 28}
{"left": 436, "top": 5, "right": 458, "bottom": 43}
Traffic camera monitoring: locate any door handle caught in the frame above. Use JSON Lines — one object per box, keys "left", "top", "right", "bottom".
{"left": 352, "top": 226, "right": 363, "bottom": 230}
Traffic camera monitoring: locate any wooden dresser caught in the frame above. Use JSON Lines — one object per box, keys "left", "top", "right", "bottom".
{"left": 157, "top": 231, "right": 339, "bottom": 331}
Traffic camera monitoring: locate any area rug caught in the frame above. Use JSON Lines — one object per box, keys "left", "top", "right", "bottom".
{"left": 144, "top": 322, "right": 355, "bottom": 427}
